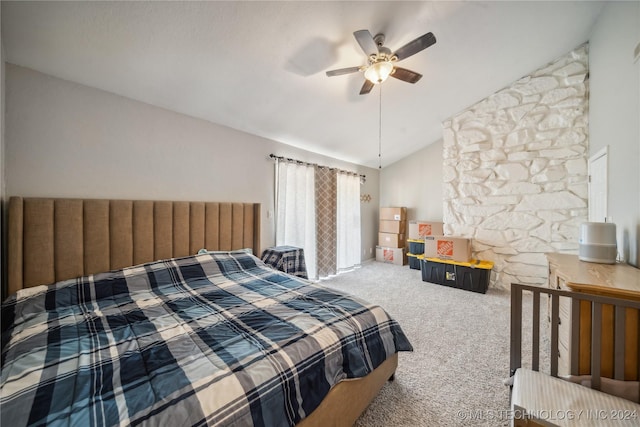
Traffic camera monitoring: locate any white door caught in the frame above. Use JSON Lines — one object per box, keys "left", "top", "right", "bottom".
{"left": 588, "top": 146, "right": 608, "bottom": 222}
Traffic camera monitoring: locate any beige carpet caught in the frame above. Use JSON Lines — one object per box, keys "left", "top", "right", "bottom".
{"left": 321, "top": 260, "right": 548, "bottom": 427}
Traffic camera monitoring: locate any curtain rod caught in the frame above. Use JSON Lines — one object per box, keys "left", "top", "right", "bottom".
{"left": 268, "top": 154, "right": 366, "bottom": 183}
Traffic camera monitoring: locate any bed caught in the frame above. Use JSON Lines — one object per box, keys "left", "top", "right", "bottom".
{"left": 1, "top": 197, "right": 412, "bottom": 427}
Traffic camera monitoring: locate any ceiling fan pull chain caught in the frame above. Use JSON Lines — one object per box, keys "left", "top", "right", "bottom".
{"left": 378, "top": 85, "right": 382, "bottom": 170}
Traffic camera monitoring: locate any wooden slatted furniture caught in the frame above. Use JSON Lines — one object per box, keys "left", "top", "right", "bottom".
{"left": 545, "top": 253, "right": 640, "bottom": 381}
{"left": 510, "top": 283, "right": 640, "bottom": 426}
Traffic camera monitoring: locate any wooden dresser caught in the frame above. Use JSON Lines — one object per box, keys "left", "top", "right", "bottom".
{"left": 546, "top": 253, "right": 640, "bottom": 380}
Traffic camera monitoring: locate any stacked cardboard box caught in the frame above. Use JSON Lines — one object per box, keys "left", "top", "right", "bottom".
{"left": 402, "top": 221, "right": 493, "bottom": 291}
{"left": 375, "top": 207, "right": 407, "bottom": 265}
{"left": 423, "top": 235, "right": 472, "bottom": 263}
{"left": 419, "top": 235, "right": 496, "bottom": 293}
{"left": 408, "top": 221, "right": 443, "bottom": 240}
{"left": 379, "top": 207, "right": 406, "bottom": 222}
{"left": 407, "top": 221, "right": 443, "bottom": 270}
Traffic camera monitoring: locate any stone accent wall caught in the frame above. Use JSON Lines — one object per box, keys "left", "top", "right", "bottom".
{"left": 442, "top": 45, "right": 589, "bottom": 290}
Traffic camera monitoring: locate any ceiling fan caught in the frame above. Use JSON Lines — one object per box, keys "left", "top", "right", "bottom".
{"left": 326, "top": 29, "right": 436, "bottom": 95}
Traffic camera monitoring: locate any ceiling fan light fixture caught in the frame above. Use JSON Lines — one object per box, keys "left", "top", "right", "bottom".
{"left": 364, "top": 61, "right": 394, "bottom": 84}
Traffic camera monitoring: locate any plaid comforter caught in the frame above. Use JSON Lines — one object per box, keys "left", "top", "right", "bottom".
{"left": 1, "top": 252, "right": 412, "bottom": 427}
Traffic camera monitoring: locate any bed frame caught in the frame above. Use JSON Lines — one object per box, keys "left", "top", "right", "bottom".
{"left": 6, "top": 196, "right": 397, "bottom": 427}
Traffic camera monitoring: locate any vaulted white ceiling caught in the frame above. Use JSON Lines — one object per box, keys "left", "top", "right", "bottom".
{"left": 1, "top": 1, "right": 604, "bottom": 168}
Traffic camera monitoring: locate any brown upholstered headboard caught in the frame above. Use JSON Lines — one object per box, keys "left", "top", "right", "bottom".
{"left": 7, "top": 197, "right": 261, "bottom": 296}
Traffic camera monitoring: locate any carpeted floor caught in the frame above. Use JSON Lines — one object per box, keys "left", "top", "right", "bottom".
{"left": 321, "top": 260, "right": 548, "bottom": 427}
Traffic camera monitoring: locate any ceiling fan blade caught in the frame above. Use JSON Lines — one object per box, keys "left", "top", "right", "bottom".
{"left": 326, "top": 66, "right": 362, "bottom": 77}
{"left": 390, "top": 67, "right": 423, "bottom": 84}
{"left": 359, "top": 80, "right": 375, "bottom": 95}
{"left": 393, "top": 32, "right": 436, "bottom": 61}
{"left": 353, "top": 30, "right": 379, "bottom": 57}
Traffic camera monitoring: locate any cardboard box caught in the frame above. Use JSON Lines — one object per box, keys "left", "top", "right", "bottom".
{"left": 376, "top": 246, "right": 406, "bottom": 266}
{"left": 378, "top": 232, "right": 406, "bottom": 248}
{"left": 379, "top": 220, "right": 406, "bottom": 234}
{"left": 408, "top": 221, "right": 444, "bottom": 240}
{"left": 380, "top": 207, "right": 407, "bottom": 221}
{"left": 424, "top": 235, "right": 472, "bottom": 263}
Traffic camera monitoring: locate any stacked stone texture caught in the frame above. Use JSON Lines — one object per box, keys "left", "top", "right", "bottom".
{"left": 442, "top": 45, "right": 589, "bottom": 290}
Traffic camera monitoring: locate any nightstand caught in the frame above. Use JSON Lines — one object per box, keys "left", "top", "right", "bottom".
{"left": 261, "top": 246, "right": 308, "bottom": 279}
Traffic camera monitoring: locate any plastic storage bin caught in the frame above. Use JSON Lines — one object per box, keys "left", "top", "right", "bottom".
{"left": 407, "top": 239, "right": 425, "bottom": 255}
{"left": 407, "top": 253, "right": 423, "bottom": 270}
{"left": 421, "top": 258, "right": 493, "bottom": 293}
{"left": 421, "top": 258, "right": 444, "bottom": 283}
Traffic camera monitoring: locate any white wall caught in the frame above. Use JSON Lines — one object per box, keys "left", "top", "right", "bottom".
{"left": 589, "top": 1, "right": 640, "bottom": 267}
{"left": 1, "top": 8, "right": 5, "bottom": 291}
{"left": 379, "top": 140, "right": 443, "bottom": 222}
{"left": 5, "top": 64, "right": 380, "bottom": 258}
{"left": 442, "top": 46, "right": 589, "bottom": 290}
{"left": 1, "top": 8, "right": 4, "bottom": 201}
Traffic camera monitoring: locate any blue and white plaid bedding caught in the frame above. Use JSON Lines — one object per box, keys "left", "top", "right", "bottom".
{"left": 1, "top": 252, "right": 412, "bottom": 426}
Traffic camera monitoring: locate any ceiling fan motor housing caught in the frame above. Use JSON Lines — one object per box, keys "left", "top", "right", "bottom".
{"left": 370, "top": 34, "right": 395, "bottom": 63}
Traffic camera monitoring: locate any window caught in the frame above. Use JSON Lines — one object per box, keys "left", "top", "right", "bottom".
{"left": 275, "top": 160, "right": 361, "bottom": 279}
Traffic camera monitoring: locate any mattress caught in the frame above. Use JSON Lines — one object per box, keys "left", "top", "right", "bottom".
{"left": 1, "top": 251, "right": 412, "bottom": 426}
{"left": 511, "top": 368, "right": 640, "bottom": 427}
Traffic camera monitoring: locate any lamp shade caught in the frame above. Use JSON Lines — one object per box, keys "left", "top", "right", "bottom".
{"left": 364, "top": 61, "right": 394, "bottom": 84}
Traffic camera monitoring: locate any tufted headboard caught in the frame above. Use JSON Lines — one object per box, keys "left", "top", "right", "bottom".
{"left": 7, "top": 197, "right": 261, "bottom": 296}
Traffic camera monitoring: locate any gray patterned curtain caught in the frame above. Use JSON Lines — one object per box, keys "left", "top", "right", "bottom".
{"left": 315, "top": 167, "right": 337, "bottom": 278}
